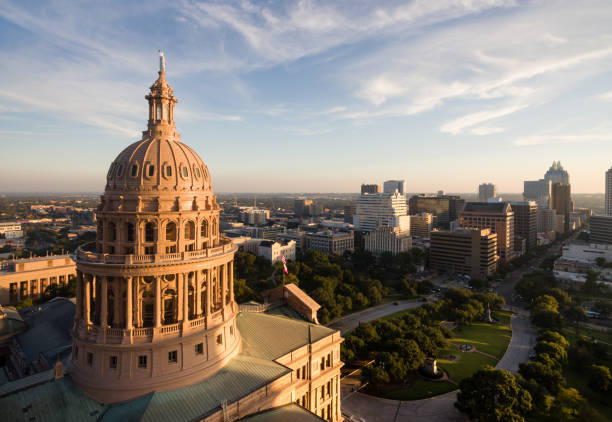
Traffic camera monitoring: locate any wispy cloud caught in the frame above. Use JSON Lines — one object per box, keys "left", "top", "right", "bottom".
{"left": 441, "top": 104, "right": 527, "bottom": 135}
{"left": 514, "top": 133, "right": 612, "bottom": 146}
{"left": 597, "top": 90, "right": 612, "bottom": 100}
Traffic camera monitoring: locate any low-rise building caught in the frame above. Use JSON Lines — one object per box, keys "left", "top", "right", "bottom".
{"left": 258, "top": 240, "right": 297, "bottom": 264}
{"left": 242, "top": 224, "right": 286, "bottom": 240}
{"left": 305, "top": 231, "right": 354, "bottom": 255}
{"left": 429, "top": 228, "right": 498, "bottom": 278}
{"left": 0, "top": 255, "right": 76, "bottom": 305}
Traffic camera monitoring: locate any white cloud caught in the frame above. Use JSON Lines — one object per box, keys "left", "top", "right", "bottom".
{"left": 441, "top": 104, "right": 527, "bottom": 134}
{"left": 513, "top": 133, "right": 612, "bottom": 146}
{"left": 470, "top": 126, "right": 506, "bottom": 135}
{"left": 598, "top": 91, "right": 612, "bottom": 100}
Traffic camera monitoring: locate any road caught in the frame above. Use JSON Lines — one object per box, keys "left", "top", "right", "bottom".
{"left": 495, "top": 309, "right": 536, "bottom": 373}
{"left": 327, "top": 299, "right": 425, "bottom": 335}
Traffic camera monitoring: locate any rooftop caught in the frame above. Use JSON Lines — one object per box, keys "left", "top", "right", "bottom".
{"left": 238, "top": 403, "right": 324, "bottom": 421}
{"left": 462, "top": 202, "right": 511, "bottom": 213}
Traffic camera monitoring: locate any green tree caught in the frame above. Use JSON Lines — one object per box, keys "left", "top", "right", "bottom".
{"left": 455, "top": 366, "right": 532, "bottom": 422}
{"left": 593, "top": 300, "right": 612, "bottom": 319}
{"left": 550, "top": 387, "right": 587, "bottom": 421}
{"left": 588, "top": 364, "right": 611, "bottom": 393}
{"left": 518, "top": 361, "right": 565, "bottom": 393}
{"left": 582, "top": 270, "right": 600, "bottom": 294}
{"left": 535, "top": 341, "right": 568, "bottom": 366}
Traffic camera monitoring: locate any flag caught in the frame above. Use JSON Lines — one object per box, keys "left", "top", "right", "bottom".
{"left": 281, "top": 254, "right": 289, "bottom": 274}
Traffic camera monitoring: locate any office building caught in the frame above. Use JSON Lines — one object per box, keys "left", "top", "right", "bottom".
{"left": 0, "top": 221, "right": 23, "bottom": 239}
{"left": 410, "top": 212, "right": 433, "bottom": 238}
{"left": 239, "top": 208, "right": 270, "bottom": 225}
{"left": 459, "top": 202, "right": 515, "bottom": 262}
{"left": 242, "top": 224, "right": 286, "bottom": 239}
{"left": 537, "top": 208, "right": 557, "bottom": 233}
{"left": 294, "top": 199, "right": 313, "bottom": 217}
{"left": 0, "top": 61, "right": 342, "bottom": 421}
{"left": 354, "top": 191, "right": 410, "bottom": 233}
{"left": 383, "top": 180, "right": 405, "bottom": 195}
{"left": 364, "top": 226, "right": 412, "bottom": 255}
{"left": 0, "top": 255, "right": 76, "bottom": 305}
{"left": 544, "top": 161, "right": 570, "bottom": 184}
{"left": 343, "top": 204, "right": 356, "bottom": 224}
{"left": 361, "top": 184, "right": 381, "bottom": 194}
{"left": 510, "top": 201, "right": 538, "bottom": 250}
{"left": 590, "top": 215, "right": 612, "bottom": 244}
{"left": 478, "top": 183, "right": 497, "bottom": 202}
{"left": 305, "top": 231, "right": 354, "bottom": 255}
{"left": 551, "top": 183, "right": 572, "bottom": 232}
{"left": 430, "top": 228, "right": 498, "bottom": 278}
{"left": 523, "top": 179, "right": 551, "bottom": 209}
{"left": 409, "top": 194, "right": 465, "bottom": 229}
{"left": 606, "top": 167, "right": 612, "bottom": 216}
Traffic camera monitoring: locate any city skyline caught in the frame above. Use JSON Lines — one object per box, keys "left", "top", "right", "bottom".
{"left": 2, "top": 1, "right": 612, "bottom": 193}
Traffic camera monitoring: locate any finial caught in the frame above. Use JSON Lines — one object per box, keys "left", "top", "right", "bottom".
{"left": 158, "top": 50, "right": 166, "bottom": 73}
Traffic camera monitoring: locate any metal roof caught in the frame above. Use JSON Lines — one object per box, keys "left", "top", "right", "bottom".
{"left": 237, "top": 312, "right": 335, "bottom": 360}
{"left": 238, "top": 403, "right": 324, "bottom": 421}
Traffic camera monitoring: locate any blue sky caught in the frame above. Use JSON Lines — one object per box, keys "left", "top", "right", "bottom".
{"left": 1, "top": 0, "right": 612, "bottom": 193}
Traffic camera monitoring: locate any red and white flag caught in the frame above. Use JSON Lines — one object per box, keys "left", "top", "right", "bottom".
{"left": 281, "top": 254, "right": 289, "bottom": 274}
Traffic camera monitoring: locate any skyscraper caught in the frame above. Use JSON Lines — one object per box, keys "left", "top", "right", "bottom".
{"left": 523, "top": 179, "right": 551, "bottom": 209}
{"left": 361, "top": 183, "right": 381, "bottom": 194}
{"left": 383, "top": 180, "right": 405, "bottom": 195}
{"left": 459, "top": 202, "right": 515, "bottom": 262}
{"left": 478, "top": 183, "right": 497, "bottom": 202}
{"left": 551, "top": 183, "right": 572, "bottom": 232}
{"left": 354, "top": 190, "right": 410, "bottom": 232}
{"left": 510, "top": 201, "right": 538, "bottom": 250}
{"left": 544, "top": 161, "right": 569, "bottom": 185}
{"left": 606, "top": 167, "right": 612, "bottom": 216}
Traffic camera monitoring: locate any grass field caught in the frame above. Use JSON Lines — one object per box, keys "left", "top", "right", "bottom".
{"left": 382, "top": 311, "right": 512, "bottom": 400}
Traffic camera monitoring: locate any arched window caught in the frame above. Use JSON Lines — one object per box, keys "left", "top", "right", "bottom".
{"left": 166, "top": 222, "right": 176, "bottom": 241}
{"left": 181, "top": 166, "right": 189, "bottom": 178}
{"left": 126, "top": 222, "right": 135, "bottom": 242}
{"left": 166, "top": 166, "right": 172, "bottom": 177}
{"left": 156, "top": 103, "right": 161, "bottom": 120}
{"left": 130, "top": 164, "right": 138, "bottom": 177}
{"left": 108, "top": 222, "right": 116, "bottom": 242}
{"left": 200, "top": 220, "right": 208, "bottom": 237}
{"left": 212, "top": 218, "right": 217, "bottom": 235}
{"left": 148, "top": 165, "right": 155, "bottom": 177}
{"left": 185, "top": 221, "right": 195, "bottom": 240}
{"left": 116, "top": 164, "right": 124, "bottom": 178}
{"left": 145, "top": 222, "right": 155, "bottom": 242}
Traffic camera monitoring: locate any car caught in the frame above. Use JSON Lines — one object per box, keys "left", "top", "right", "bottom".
{"left": 393, "top": 302, "right": 399, "bottom": 306}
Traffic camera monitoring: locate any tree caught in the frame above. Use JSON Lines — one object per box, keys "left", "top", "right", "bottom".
{"left": 588, "top": 364, "right": 611, "bottom": 393}
{"left": 595, "top": 257, "right": 606, "bottom": 267}
{"left": 416, "top": 280, "right": 434, "bottom": 295}
{"left": 535, "top": 341, "right": 568, "bottom": 366}
{"left": 455, "top": 366, "right": 532, "bottom": 422}
{"left": 537, "top": 331, "right": 569, "bottom": 349}
{"left": 550, "top": 387, "right": 586, "bottom": 422}
{"left": 518, "top": 361, "right": 565, "bottom": 393}
{"left": 391, "top": 338, "right": 425, "bottom": 371}
{"left": 593, "top": 300, "right": 612, "bottom": 319}
{"left": 582, "top": 270, "right": 600, "bottom": 294}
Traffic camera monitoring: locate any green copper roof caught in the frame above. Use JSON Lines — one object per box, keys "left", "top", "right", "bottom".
{"left": 237, "top": 312, "right": 335, "bottom": 360}
{"left": 238, "top": 403, "right": 324, "bottom": 421}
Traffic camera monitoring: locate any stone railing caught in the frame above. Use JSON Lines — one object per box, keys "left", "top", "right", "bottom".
{"left": 239, "top": 302, "right": 272, "bottom": 313}
{"left": 75, "top": 239, "right": 235, "bottom": 265}
{"left": 77, "top": 314, "right": 211, "bottom": 344}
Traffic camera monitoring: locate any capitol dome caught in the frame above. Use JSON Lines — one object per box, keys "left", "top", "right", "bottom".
{"left": 105, "top": 138, "right": 212, "bottom": 194}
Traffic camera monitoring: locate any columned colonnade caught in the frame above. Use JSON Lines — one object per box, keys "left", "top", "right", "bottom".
{"left": 75, "top": 261, "right": 234, "bottom": 334}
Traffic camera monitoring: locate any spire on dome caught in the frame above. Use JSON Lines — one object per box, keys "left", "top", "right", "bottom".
{"left": 159, "top": 50, "right": 166, "bottom": 73}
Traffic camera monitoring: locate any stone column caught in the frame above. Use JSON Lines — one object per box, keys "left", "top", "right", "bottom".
{"left": 229, "top": 261, "right": 234, "bottom": 304}
{"left": 75, "top": 271, "right": 83, "bottom": 319}
{"left": 154, "top": 276, "right": 162, "bottom": 328}
{"left": 220, "top": 264, "right": 226, "bottom": 312}
{"left": 126, "top": 277, "right": 133, "bottom": 330}
{"left": 113, "top": 278, "right": 121, "bottom": 327}
{"left": 183, "top": 273, "right": 190, "bottom": 321}
{"left": 205, "top": 269, "right": 211, "bottom": 320}
{"left": 177, "top": 273, "right": 184, "bottom": 322}
{"left": 100, "top": 276, "right": 108, "bottom": 328}
{"left": 195, "top": 271, "right": 201, "bottom": 317}
{"left": 84, "top": 274, "right": 92, "bottom": 324}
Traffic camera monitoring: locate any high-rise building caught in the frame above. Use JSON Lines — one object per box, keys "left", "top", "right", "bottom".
{"left": 361, "top": 184, "right": 381, "bottom": 194}
{"left": 551, "top": 183, "right": 572, "bottom": 232}
{"left": 590, "top": 215, "right": 612, "bottom": 244}
{"left": 383, "top": 180, "right": 405, "bottom": 195}
{"left": 537, "top": 208, "right": 557, "bottom": 233}
{"left": 606, "top": 167, "right": 612, "bottom": 216}
{"left": 459, "top": 202, "right": 515, "bottom": 262}
{"left": 410, "top": 212, "right": 433, "bottom": 238}
{"left": 430, "top": 228, "right": 498, "bottom": 278}
{"left": 294, "top": 199, "right": 313, "bottom": 217}
{"left": 409, "top": 194, "right": 465, "bottom": 229}
{"left": 0, "top": 58, "right": 346, "bottom": 420}
{"left": 523, "top": 179, "right": 551, "bottom": 209}
{"left": 510, "top": 201, "right": 538, "bottom": 250}
{"left": 544, "top": 161, "right": 570, "bottom": 184}
{"left": 343, "top": 204, "right": 356, "bottom": 224}
{"left": 354, "top": 191, "right": 410, "bottom": 232}
{"left": 365, "top": 226, "right": 412, "bottom": 256}
{"left": 478, "top": 183, "right": 497, "bottom": 202}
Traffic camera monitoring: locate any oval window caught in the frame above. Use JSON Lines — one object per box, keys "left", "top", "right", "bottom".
{"left": 131, "top": 164, "right": 138, "bottom": 177}
{"left": 148, "top": 165, "right": 155, "bottom": 177}
{"left": 166, "top": 166, "right": 172, "bottom": 177}
{"left": 182, "top": 166, "right": 188, "bottom": 178}
{"left": 194, "top": 167, "right": 201, "bottom": 179}
{"left": 116, "top": 164, "right": 124, "bottom": 178}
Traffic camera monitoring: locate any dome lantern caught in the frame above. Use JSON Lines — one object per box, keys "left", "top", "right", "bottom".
{"left": 145, "top": 51, "right": 178, "bottom": 135}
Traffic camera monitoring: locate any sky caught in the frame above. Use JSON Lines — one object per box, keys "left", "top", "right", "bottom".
{"left": 1, "top": 0, "right": 612, "bottom": 194}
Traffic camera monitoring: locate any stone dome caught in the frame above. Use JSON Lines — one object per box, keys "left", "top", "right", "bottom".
{"left": 105, "top": 138, "right": 212, "bottom": 195}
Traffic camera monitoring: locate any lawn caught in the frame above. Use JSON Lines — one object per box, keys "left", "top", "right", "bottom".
{"left": 562, "top": 326, "right": 612, "bottom": 346}
{"left": 381, "top": 310, "right": 512, "bottom": 400}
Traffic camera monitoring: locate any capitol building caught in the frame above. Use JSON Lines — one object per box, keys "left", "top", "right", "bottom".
{"left": 0, "top": 55, "right": 343, "bottom": 422}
